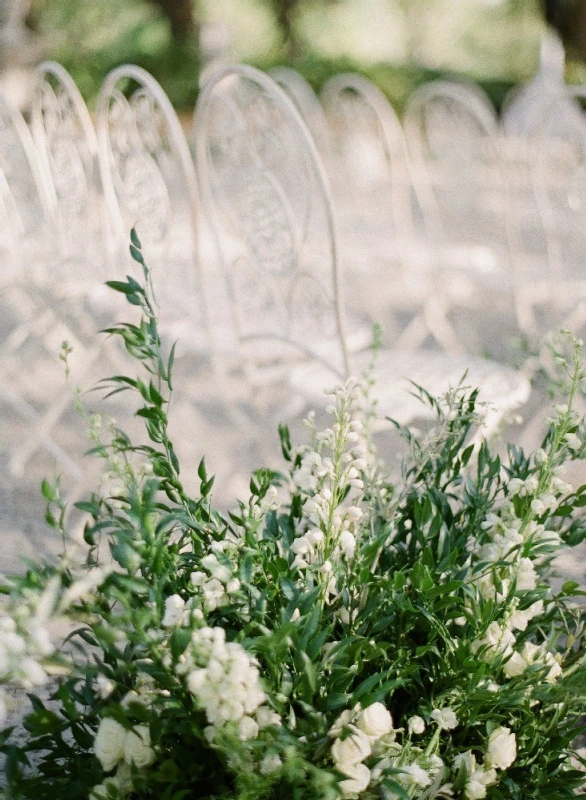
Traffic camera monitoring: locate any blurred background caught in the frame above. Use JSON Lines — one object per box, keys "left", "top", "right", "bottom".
{"left": 2, "top": 0, "right": 586, "bottom": 114}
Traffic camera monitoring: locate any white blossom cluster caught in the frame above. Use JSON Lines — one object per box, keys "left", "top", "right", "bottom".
{"left": 329, "top": 702, "right": 395, "bottom": 796}
{"left": 250, "top": 485, "right": 279, "bottom": 521}
{"left": 290, "top": 378, "right": 369, "bottom": 573}
{"left": 0, "top": 577, "right": 60, "bottom": 690}
{"left": 89, "top": 413, "right": 154, "bottom": 509}
{"left": 464, "top": 447, "right": 571, "bottom": 686}
{"left": 190, "top": 549, "right": 241, "bottom": 613}
{"left": 453, "top": 726, "right": 517, "bottom": 799}
{"left": 373, "top": 707, "right": 459, "bottom": 798}
{"left": 176, "top": 625, "right": 278, "bottom": 742}
{"left": 91, "top": 715, "right": 155, "bottom": 799}
{"left": 327, "top": 706, "right": 517, "bottom": 799}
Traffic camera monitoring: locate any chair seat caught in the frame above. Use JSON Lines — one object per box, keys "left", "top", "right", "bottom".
{"left": 289, "top": 349, "right": 531, "bottom": 427}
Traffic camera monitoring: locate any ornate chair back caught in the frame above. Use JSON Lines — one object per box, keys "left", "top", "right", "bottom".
{"left": 96, "top": 65, "right": 205, "bottom": 331}
{"left": 194, "top": 64, "right": 349, "bottom": 379}
{"left": 31, "top": 61, "right": 106, "bottom": 274}
{"left": 0, "top": 89, "right": 50, "bottom": 273}
{"left": 321, "top": 72, "right": 413, "bottom": 244}
{"left": 403, "top": 79, "right": 504, "bottom": 252}
{"left": 269, "top": 67, "right": 332, "bottom": 161}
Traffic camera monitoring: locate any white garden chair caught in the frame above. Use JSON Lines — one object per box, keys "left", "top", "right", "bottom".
{"left": 31, "top": 61, "right": 107, "bottom": 273}
{"left": 194, "top": 65, "right": 530, "bottom": 435}
{"left": 0, "top": 89, "right": 84, "bottom": 477}
{"left": 96, "top": 64, "right": 211, "bottom": 354}
{"left": 521, "top": 85, "right": 586, "bottom": 339}
{"left": 318, "top": 72, "right": 431, "bottom": 348}
{"left": 269, "top": 66, "right": 332, "bottom": 163}
{"left": 403, "top": 79, "right": 520, "bottom": 356}
{"left": 1, "top": 61, "right": 143, "bottom": 480}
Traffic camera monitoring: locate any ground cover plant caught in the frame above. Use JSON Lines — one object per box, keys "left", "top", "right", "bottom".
{"left": 2, "top": 233, "right": 586, "bottom": 799}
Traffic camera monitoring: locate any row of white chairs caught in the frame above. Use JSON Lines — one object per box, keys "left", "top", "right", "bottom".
{"left": 0, "top": 61, "right": 537, "bottom": 484}
{"left": 271, "top": 58, "right": 586, "bottom": 354}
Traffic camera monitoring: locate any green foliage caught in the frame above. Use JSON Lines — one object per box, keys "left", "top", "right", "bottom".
{"left": 1, "top": 232, "right": 586, "bottom": 798}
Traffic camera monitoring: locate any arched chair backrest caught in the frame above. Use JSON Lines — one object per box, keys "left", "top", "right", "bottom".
{"left": 269, "top": 66, "right": 332, "bottom": 160}
{"left": 31, "top": 61, "right": 105, "bottom": 267}
{"left": 320, "top": 72, "right": 413, "bottom": 240}
{"left": 0, "top": 89, "right": 51, "bottom": 269}
{"left": 403, "top": 79, "right": 501, "bottom": 243}
{"left": 530, "top": 86, "right": 586, "bottom": 288}
{"left": 194, "top": 64, "right": 349, "bottom": 378}
{"left": 96, "top": 64, "right": 204, "bottom": 320}
{"left": 404, "top": 79, "right": 499, "bottom": 166}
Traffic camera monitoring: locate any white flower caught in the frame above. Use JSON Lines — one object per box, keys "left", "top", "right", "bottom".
{"left": 564, "top": 432, "right": 581, "bottom": 451}
{"left": 94, "top": 718, "right": 127, "bottom": 772}
{"left": 238, "top": 715, "right": 259, "bottom": 740}
{"left": 346, "top": 506, "right": 363, "bottom": 523}
{"left": 339, "top": 531, "right": 356, "bottom": 559}
{"left": 308, "top": 528, "right": 324, "bottom": 545}
{"left": 515, "top": 558, "right": 538, "bottom": 591}
{"left": 472, "top": 622, "right": 515, "bottom": 660}
{"left": 356, "top": 703, "right": 393, "bottom": 740}
{"left": 401, "top": 763, "right": 432, "bottom": 787}
{"left": 510, "top": 600, "right": 543, "bottom": 631}
{"left": 408, "top": 715, "right": 425, "bottom": 735}
{"left": 486, "top": 726, "right": 516, "bottom": 770}
{"left": 183, "top": 628, "right": 267, "bottom": 736}
{"left": 201, "top": 554, "right": 232, "bottom": 584}
{"left": 162, "top": 595, "right": 187, "bottom": 627}
{"left": 453, "top": 750, "right": 476, "bottom": 774}
{"left": 329, "top": 708, "right": 356, "bottom": 738}
{"left": 331, "top": 729, "right": 372, "bottom": 767}
{"left": 534, "top": 448, "right": 548, "bottom": 465}
{"left": 124, "top": 725, "right": 154, "bottom": 768}
{"left": 260, "top": 752, "right": 283, "bottom": 775}
{"left": 291, "top": 536, "right": 312, "bottom": 555}
{"left": 0, "top": 689, "right": 5, "bottom": 727}
{"left": 201, "top": 578, "right": 228, "bottom": 611}
{"left": 89, "top": 778, "right": 119, "bottom": 800}
{"left": 20, "top": 657, "right": 48, "bottom": 688}
{"left": 430, "top": 707, "right": 458, "bottom": 730}
{"left": 503, "top": 641, "right": 562, "bottom": 682}
{"left": 256, "top": 706, "right": 281, "bottom": 728}
{"left": 466, "top": 767, "right": 497, "bottom": 799}
{"left": 96, "top": 674, "right": 115, "bottom": 699}
{"left": 59, "top": 566, "right": 112, "bottom": 609}
{"left": 339, "top": 762, "right": 371, "bottom": 796}
{"left": 190, "top": 571, "right": 206, "bottom": 587}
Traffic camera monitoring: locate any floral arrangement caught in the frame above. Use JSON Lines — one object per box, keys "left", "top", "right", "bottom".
{"left": 2, "top": 233, "right": 586, "bottom": 799}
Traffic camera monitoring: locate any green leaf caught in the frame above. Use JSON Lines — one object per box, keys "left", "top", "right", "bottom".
{"left": 170, "top": 628, "right": 192, "bottom": 660}
{"left": 240, "top": 554, "right": 254, "bottom": 584}
{"left": 130, "top": 243, "right": 145, "bottom": 264}
{"left": 130, "top": 227, "right": 141, "bottom": 249}
{"left": 105, "top": 280, "right": 135, "bottom": 295}
{"left": 41, "top": 479, "right": 57, "bottom": 502}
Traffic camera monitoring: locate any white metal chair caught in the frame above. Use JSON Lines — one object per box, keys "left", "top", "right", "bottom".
{"left": 194, "top": 65, "right": 530, "bottom": 434}
{"left": 195, "top": 64, "right": 351, "bottom": 389}
{"left": 0, "top": 88, "right": 84, "bottom": 477}
{"left": 319, "top": 72, "right": 431, "bottom": 348}
{"left": 520, "top": 85, "right": 586, "bottom": 339}
{"left": 403, "top": 79, "right": 520, "bottom": 356}
{"left": 269, "top": 66, "right": 333, "bottom": 164}
{"left": 31, "top": 61, "right": 108, "bottom": 275}
{"left": 96, "top": 64, "right": 210, "bottom": 355}
{"left": 2, "top": 62, "right": 137, "bottom": 479}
